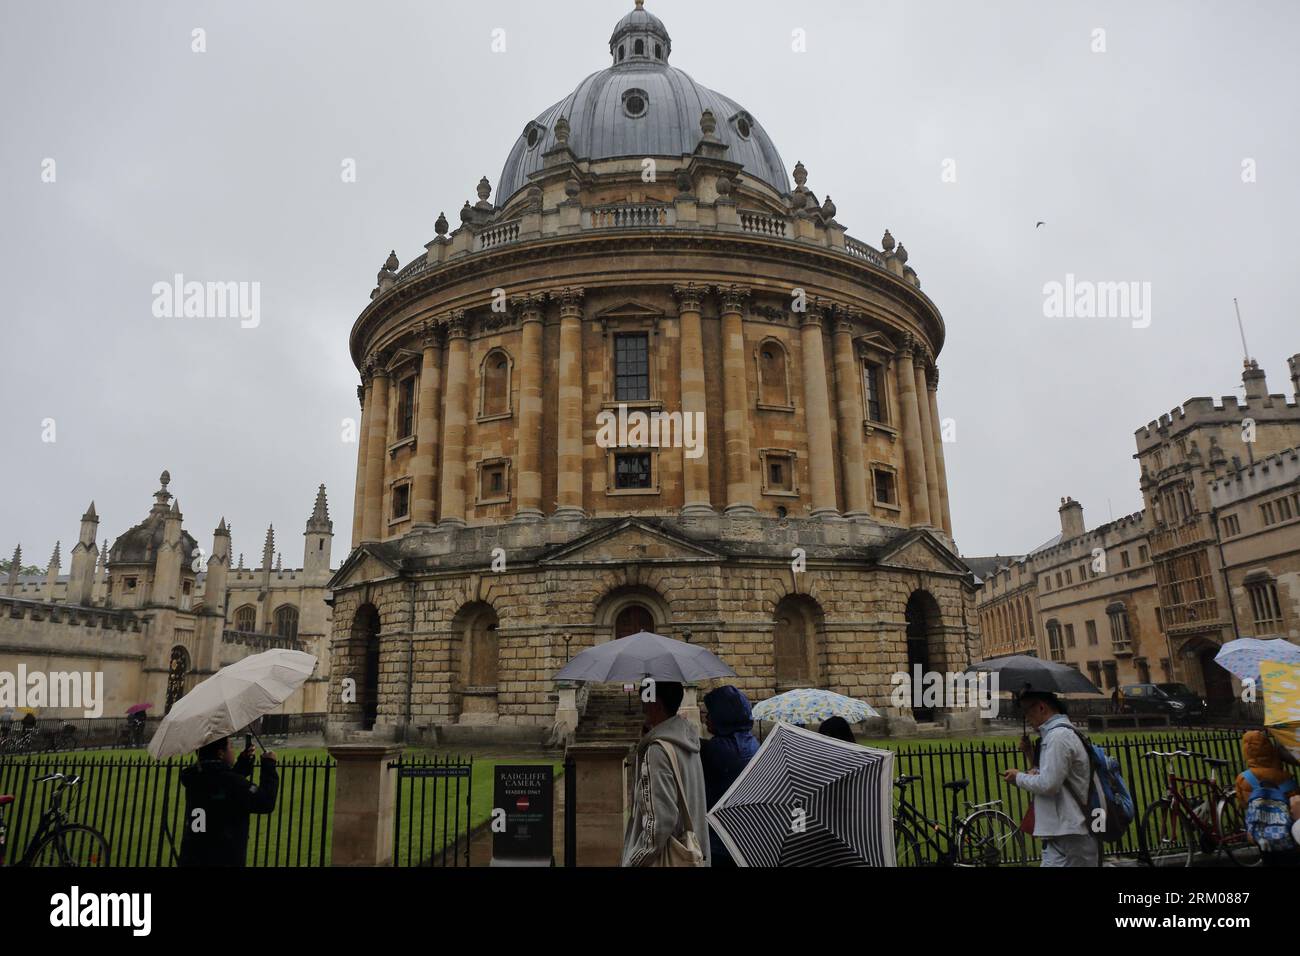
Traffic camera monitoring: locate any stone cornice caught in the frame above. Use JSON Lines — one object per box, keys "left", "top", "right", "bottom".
{"left": 350, "top": 231, "right": 946, "bottom": 366}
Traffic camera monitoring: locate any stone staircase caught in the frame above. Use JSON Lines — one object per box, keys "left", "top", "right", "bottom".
{"left": 574, "top": 684, "right": 644, "bottom": 746}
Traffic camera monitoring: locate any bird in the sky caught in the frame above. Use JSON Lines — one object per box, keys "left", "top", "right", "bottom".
{"left": 1035, "top": 221, "right": 1045, "bottom": 228}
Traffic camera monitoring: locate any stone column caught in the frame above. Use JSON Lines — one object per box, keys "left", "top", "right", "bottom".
{"left": 719, "top": 284, "right": 756, "bottom": 516}
{"left": 555, "top": 288, "right": 586, "bottom": 519}
{"left": 438, "top": 311, "right": 469, "bottom": 527}
{"left": 361, "top": 362, "right": 390, "bottom": 542}
{"left": 914, "top": 350, "right": 942, "bottom": 528}
{"left": 566, "top": 741, "right": 632, "bottom": 866}
{"left": 833, "top": 317, "right": 870, "bottom": 518}
{"left": 514, "top": 295, "right": 546, "bottom": 520}
{"left": 351, "top": 374, "right": 370, "bottom": 548}
{"left": 327, "top": 744, "right": 403, "bottom": 866}
{"left": 674, "top": 283, "right": 713, "bottom": 517}
{"left": 895, "top": 336, "right": 931, "bottom": 528}
{"left": 800, "top": 306, "right": 839, "bottom": 518}
{"left": 927, "top": 365, "right": 953, "bottom": 535}
{"left": 410, "top": 320, "right": 443, "bottom": 529}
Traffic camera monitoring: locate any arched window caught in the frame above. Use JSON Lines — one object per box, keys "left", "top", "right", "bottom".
{"left": 756, "top": 339, "right": 791, "bottom": 408}
{"left": 634, "top": 38, "right": 644, "bottom": 56}
{"left": 618, "top": 44, "right": 625, "bottom": 61}
{"left": 479, "top": 348, "right": 512, "bottom": 419}
{"left": 274, "top": 605, "right": 299, "bottom": 641}
{"left": 234, "top": 605, "right": 256, "bottom": 633}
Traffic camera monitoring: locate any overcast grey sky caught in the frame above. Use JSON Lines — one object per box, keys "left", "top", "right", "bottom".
{"left": 2, "top": 0, "right": 1297, "bottom": 568}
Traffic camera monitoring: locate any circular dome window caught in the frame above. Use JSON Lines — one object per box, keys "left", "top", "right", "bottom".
{"left": 526, "top": 127, "right": 539, "bottom": 148}
{"left": 736, "top": 116, "right": 752, "bottom": 139}
{"left": 622, "top": 89, "right": 648, "bottom": 118}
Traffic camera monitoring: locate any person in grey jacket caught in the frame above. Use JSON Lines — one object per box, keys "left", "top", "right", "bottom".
{"left": 1003, "top": 691, "right": 1099, "bottom": 867}
{"left": 622, "top": 680, "right": 711, "bottom": 867}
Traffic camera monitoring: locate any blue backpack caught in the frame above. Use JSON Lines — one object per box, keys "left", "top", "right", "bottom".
{"left": 1054, "top": 725, "right": 1136, "bottom": 843}
{"left": 1241, "top": 771, "right": 1298, "bottom": 853}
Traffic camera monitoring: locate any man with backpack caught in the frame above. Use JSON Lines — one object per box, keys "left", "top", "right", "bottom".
{"left": 1003, "top": 691, "right": 1099, "bottom": 866}
{"left": 1234, "top": 730, "right": 1299, "bottom": 867}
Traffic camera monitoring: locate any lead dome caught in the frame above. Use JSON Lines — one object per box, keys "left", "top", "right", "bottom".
{"left": 497, "top": 1, "right": 789, "bottom": 203}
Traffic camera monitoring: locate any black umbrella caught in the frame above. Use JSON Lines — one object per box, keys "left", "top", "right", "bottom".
{"left": 968, "top": 654, "right": 1101, "bottom": 738}
{"left": 968, "top": 654, "right": 1101, "bottom": 696}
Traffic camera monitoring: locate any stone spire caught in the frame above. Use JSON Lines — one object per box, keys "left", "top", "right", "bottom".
{"left": 45, "top": 541, "right": 61, "bottom": 595}
{"left": 71, "top": 500, "right": 101, "bottom": 605}
{"left": 305, "top": 484, "right": 333, "bottom": 534}
{"left": 276, "top": 552, "right": 283, "bottom": 572}
{"left": 6, "top": 543, "right": 19, "bottom": 596}
{"left": 262, "top": 526, "right": 275, "bottom": 571}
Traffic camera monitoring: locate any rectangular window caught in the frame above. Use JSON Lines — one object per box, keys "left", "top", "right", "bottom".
{"left": 1223, "top": 514, "right": 1240, "bottom": 537}
{"left": 1065, "top": 569, "right": 1073, "bottom": 585}
{"left": 1055, "top": 573, "right": 1063, "bottom": 589}
{"left": 1121, "top": 550, "right": 1131, "bottom": 569}
{"left": 1278, "top": 497, "right": 1293, "bottom": 521}
{"left": 873, "top": 469, "right": 897, "bottom": 506}
{"left": 864, "top": 362, "right": 885, "bottom": 423}
{"left": 1247, "top": 580, "right": 1283, "bottom": 629}
{"left": 614, "top": 333, "right": 650, "bottom": 402}
{"left": 1261, "top": 502, "right": 1276, "bottom": 526}
{"left": 1102, "top": 661, "right": 1118, "bottom": 690}
{"left": 396, "top": 376, "right": 416, "bottom": 439}
{"left": 614, "top": 452, "right": 652, "bottom": 489}
{"left": 1139, "top": 545, "right": 1149, "bottom": 562}
{"left": 1065, "top": 623, "right": 1076, "bottom": 648}
{"left": 392, "top": 483, "right": 410, "bottom": 519}
{"left": 1087, "top": 661, "right": 1102, "bottom": 687}
{"left": 1085, "top": 620, "right": 1098, "bottom": 646}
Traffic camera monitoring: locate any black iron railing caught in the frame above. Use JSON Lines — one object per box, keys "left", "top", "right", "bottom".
{"left": 0, "top": 752, "right": 335, "bottom": 866}
{"left": 389, "top": 754, "right": 474, "bottom": 867}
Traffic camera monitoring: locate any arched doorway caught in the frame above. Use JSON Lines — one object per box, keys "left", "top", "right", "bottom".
{"left": 352, "top": 603, "right": 381, "bottom": 731}
{"left": 165, "top": 646, "right": 190, "bottom": 714}
{"left": 615, "top": 604, "right": 654, "bottom": 638}
{"left": 906, "top": 590, "right": 943, "bottom": 721}
{"left": 1196, "top": 643, "right": 1234, "bottom": 709}
{"left": 773, "top": 595, "right": 822, "bottom": 693}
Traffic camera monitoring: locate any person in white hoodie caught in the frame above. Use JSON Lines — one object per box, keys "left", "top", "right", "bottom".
{"left": 622, "top": 680, "right": 711, "bottom": 867}
{"left": 1003, "top": 690, "right": 1099, "bottom": 867}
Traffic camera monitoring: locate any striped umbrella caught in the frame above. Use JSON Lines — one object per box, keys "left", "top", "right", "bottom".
{"left": 707, "top": 721, "right": 895, "bottom": 867}
{"left": 751, "top": 688, "right": 880, "bottom": 726}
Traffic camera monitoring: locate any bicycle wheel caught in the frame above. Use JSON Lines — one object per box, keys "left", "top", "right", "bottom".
{"left": 27, "top": 824, "right": 110, "bottom": 867}
{"left": 1215, "top": 797, "right": 1262, "bottom": 867}
{"left": 955, "top": 809, "right": 1026, "bottom": 867}
{"left": 893, "top": 819, "right": 923, "bottom": 867}
{"left": 1137, "top": 799, "right": 1193, "bottom": 867}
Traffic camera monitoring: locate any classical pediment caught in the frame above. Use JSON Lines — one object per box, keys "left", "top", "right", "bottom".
{"left": 873, "top": 529, "right": 970, "bottom": 575}
{"left": 327, "top": 543, "right": 404, "bottom": 590}
{"left": 541, "top": 518, "right": 721, "bottom": 565}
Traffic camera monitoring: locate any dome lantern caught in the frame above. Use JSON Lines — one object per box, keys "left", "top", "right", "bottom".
{"left": 609, "top": 0, "right": 671, "bottom": 66}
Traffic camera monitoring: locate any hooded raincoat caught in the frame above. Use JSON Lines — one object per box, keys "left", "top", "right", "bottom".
{"left": 622, "top": 713, "right": 711, "bottom": 867}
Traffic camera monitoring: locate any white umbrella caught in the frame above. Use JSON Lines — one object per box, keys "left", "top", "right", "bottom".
{"left": 1214, "top": 637, "right": 1300, "bottom": 685}
{"left": 147, "top": 649, "right": 317, "bottom": 759}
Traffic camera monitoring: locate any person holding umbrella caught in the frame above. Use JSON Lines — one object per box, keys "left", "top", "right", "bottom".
{"left": 622, "top": 681, "right": 710, "bottom": 867}
{"left": 1001, "top": 691, "right": 1098, "bottom": 867}
{"left": 179, "top": 736, "right": 278, "bottom": 866}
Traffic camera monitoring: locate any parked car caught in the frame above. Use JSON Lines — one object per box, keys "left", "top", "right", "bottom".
{"left": 1118, "top": 683, "right": 1207, "bottom": 723}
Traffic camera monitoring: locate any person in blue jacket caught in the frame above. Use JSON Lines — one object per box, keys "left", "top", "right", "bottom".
{"left": 700, "top": 685, "right": 759, "bottom": 868}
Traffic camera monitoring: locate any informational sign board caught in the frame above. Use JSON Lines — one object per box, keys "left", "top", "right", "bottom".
{"left": 490, "top": 764, "right": 554, "bottom": 866}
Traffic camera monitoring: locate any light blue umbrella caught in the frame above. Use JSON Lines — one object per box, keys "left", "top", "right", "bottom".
{"left": 1214, "top": 637, "right": 1300, "bottom": 684}
{"left": 751, "top": 688, "right": 880, "bottom": 726}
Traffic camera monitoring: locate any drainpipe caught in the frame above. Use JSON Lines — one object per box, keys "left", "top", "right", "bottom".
{"left": 1210, "top": 507, "right": 1243, "bottom": 716}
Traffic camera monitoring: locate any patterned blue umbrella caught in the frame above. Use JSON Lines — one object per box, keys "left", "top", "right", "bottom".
{"left": 1214, "top": 637, "right": 1300, "bottom": 684}
{"left": 751, "top": 688, "right": 880, "bottom": 726}
{"left": 707, "top": 721, "right": 896, "bottom": 866}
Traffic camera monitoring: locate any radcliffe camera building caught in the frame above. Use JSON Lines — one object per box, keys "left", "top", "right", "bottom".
{"left": 975, "top": 355, "right": 1300, "bottom": 709}
{"left": 328, "top": 2, "right": 976, "bottom": 744}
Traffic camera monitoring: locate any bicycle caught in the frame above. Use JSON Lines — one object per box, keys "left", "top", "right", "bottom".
{"left": 1136, "top": 750, "right": 1257, "bottom": 867}
{"left": 893, "top": 774, "right": 1026, "bottom": 866}
{"left": 0, "top": 773, "right": 110, "bottom": 866}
